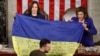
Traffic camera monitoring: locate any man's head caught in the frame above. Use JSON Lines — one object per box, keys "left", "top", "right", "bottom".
{"left": 40, "top": 39, "right": 51, "bottom": 53}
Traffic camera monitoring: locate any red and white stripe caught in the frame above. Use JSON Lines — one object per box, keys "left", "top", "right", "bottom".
{"left": 17, "top": 0, "right": 87, "bottom": 20}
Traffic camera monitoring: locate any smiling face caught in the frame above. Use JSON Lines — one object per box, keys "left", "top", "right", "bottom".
{"left": 77, "top": 11, "right": 84, "bottom": 20}
{"left": 76, "top": 7, "right": 89, "bottom": 20}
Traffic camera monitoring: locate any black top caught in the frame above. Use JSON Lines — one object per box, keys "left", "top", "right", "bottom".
{"left": 23, "top": 14, "right": 45, "bottom": 20}
{"left": 30, "top": 50, "right": 46, "bottom": 56}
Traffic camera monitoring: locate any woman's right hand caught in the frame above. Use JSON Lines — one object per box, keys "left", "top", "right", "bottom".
{"left": 65, "top": 19, "right": 73, "bottom": 22}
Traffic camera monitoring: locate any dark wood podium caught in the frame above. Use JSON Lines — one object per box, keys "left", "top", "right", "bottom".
{"left": 74, "top": 46, "right": 100, "bottom": 56}
{"left": 0, "top": 52, "right": 17, "bottom": 56}
{"left": 0, "top": 47, "right": 17, "bottom": 56}
{"left": 0, "top": 51, "right": 100, "bottom": 56}
{"left": 74, "top": 51, "right": 100, "bottom": 56}
{"left": 0, "top": 47, "right": 100, "bottom": 56}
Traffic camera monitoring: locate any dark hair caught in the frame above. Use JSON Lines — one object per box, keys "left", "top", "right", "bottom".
{"left": 76, "top": 7, "right": 89, "bottom": 19}
{"left": 24, "top": 1, "right": 40, "bottom": 15}
{"left": 40, "top": 39, "right": 51, "bottom": 48}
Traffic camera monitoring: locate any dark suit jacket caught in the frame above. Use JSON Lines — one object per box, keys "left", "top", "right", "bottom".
{"left": 71, "top": 17, "right": 97, "bottom": 46}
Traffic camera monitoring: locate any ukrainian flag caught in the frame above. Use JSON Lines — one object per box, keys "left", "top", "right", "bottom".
{"left": 12, "top": 14, "right": 84, "bottom": 56}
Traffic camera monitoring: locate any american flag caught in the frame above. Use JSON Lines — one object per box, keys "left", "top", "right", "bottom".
{"left": 17, "top": 0, "right": 87, "bottom": 20}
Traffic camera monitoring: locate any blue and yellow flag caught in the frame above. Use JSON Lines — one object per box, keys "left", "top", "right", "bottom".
{"left": 12, "top": 14, "right": 84, "bottom": 56}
